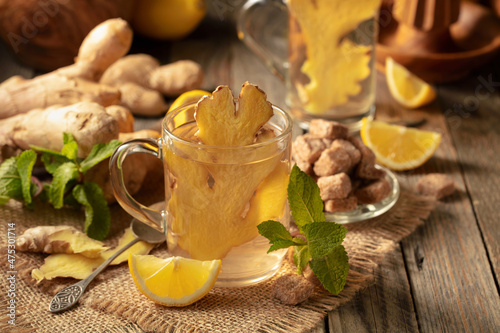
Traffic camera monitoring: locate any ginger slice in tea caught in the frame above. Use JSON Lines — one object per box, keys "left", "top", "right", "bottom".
{"left": 165, "top": 83, "right": 287, "bottom": 260}
{"left": 288, "top": 0, "right": 381, "bottom": 114}
{"left": 194, "top": 82, "right": 273, "bottom": 146}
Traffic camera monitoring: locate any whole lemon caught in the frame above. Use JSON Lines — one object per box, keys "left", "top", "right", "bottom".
{"left": 131, "top": 0, "right": 206, "bottom": 40}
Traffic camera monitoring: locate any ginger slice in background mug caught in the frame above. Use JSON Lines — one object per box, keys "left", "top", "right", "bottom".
{"left": 287, "top": 0, "right": 381, "bottom": 114}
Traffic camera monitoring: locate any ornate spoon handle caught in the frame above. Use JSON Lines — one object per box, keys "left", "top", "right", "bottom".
{"left": 49, "top": 237, "right": 140, "bottom": 313}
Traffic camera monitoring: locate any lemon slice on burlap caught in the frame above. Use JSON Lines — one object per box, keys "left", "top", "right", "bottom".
{"left": 360, "top": 118, "right": 441, "bottom": 171}
{"left": 129, "top": 254, "right": 221, "bottom": 307}
{"left": 386, "top": 57, "right": 437, "bottom": 109}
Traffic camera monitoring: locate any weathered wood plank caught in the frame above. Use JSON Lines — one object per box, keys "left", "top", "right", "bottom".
{"left": 384, "top": 67, "right": 500, "bottom": 331}
{"left": 438, "top": 64, "right": 500, "bottom": 285}
{"left": 328, "top": 246, "right": 419, "bottom": 333}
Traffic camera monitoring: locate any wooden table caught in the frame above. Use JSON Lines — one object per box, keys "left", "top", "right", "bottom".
{"left": 1, "top": 16, "right": 499, "bottom": 333}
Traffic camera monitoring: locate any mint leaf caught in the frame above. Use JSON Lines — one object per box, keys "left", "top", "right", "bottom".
{"left": 303, "top": 222, "right": 348, "bottom": 259}
{"left": 41, "top": 152, "right": 71, "bottom": 175}
{"left": 16, "top": 150, "right": 37, "bottom": 206}
{"left": 49, "top": 162, "right": 80, "bottom": 209}
{"left": 30, "top": 145, "right": 66, "bottom": 157}
{"left": 73, "top": 182, "right": 110, "bottom": 240}
{"left": 293, "top": 245, "right": 310, "bottom": 275}
{"left": 61, "top": 133, "right": 79, "bottom": 162}
{"left": 309, "top": 245, "right": 349, "bottom": 295}
{"left": 288, "top": 164, "right": 325, "bottom": 228}
{"left": 0, "top": 158, "right": 23, "bottom": 204}
{"left": 80, "top": 140, "right": 121, "bottom": 173}
{"left": 257, "top": 220, "right": 305, "bottom": 252}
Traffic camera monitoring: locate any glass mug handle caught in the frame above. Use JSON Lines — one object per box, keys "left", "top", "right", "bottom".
{"left": 109, "top": 138, "right": 165, "bottom": 232}
{"left": 237, "top": 0, "right": 288, "bottom": 81}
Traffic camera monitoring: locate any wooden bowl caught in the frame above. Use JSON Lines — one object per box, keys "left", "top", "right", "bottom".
{"left": 376, "top": 1, "right": 500, "bottom": 83}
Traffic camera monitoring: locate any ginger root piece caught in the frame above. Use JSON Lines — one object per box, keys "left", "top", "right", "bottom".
{"left": 100, "top": 53, "right": 160, "bottom": 87}
{"left": 0, "top": 102, "right": 119, "bottom": 161}
{"left": 0, "top": 75, "right": 25, "bottom": 89}
{"left": 16, "top": 226, "right": 108, "bottom": 258}
{"left": 85, "top": 130, "right": 162, "bottom": 203}
{"left": 194, "top": 82, "right": 273, "bottom": 146}
{"left": 100, "top": 55, "right": 203, "bottom": 116}
{"left": 31, "top": 226, "right": 156, "bottom": 282}
{"left": 0, "top": 18, "right": 132, "bottom": 119}
{"left": 58, "top": 18, "right": 133, "bottom": 82}
{"left": 105, "top": 105, "right": 135, "bottom": 133}
{"left": 118, "top": 82, "right": 168, "bottom": 117}
{"left": 148, "top": 60, "right": 204, "bottom": 97}
{"left": 0, "top": 76, "right": 121, "bottom": 119}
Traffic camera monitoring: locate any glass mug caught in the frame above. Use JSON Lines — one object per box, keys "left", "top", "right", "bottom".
{"left": 110, "top": 101, "right": 293, "bottom": 287}
{"left": 238, "top": 0, "right": 380, "bottom": 131}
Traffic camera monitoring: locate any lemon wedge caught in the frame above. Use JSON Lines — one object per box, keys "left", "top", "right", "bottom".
{"left": 168, "top": 89, "right": 212, "bottom": 113}
{"left": 129, "top": 254, "right": 221, "bottom": 307}
{"left": 385, "top": 57, "right": 437, "bottom": 109}
{"left": 360, "top": 118, "right": 441, "bottom": 171}
{"left": 168, "top": 90, "right": 211, "bottom": 126}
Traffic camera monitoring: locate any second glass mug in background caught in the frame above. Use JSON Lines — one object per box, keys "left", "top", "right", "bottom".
{"left": 238, "top": 0, "right": 381, "bottom": 131}
{"left": 109, "top": 101, "right": 293, "bottom": 287}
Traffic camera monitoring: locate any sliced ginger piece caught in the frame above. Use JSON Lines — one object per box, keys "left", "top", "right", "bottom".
{"left": 166, "top": 82, "right": 287, "bottom": 260}
{"left": 288, "top": 0, "right": 381, "bottom": 113}
{"left": 167, "top": 149, "right": 284, "bottom": 260}
{"left": 32, "top": 253, "right": 104, "bottom": 282}
{"left": 17, "top": 226, "right": 108, "bottom": 258}
{"left": 195, "top": 82, "right": 273, "bottom": 146}
{"left": 31, "top": 227, "right": 156, "bottom": 282}
{"left": 101, "top": 227, "right": 156, "bottom": 265}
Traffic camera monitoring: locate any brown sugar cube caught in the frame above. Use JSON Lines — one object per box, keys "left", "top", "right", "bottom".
{"left": 417, "top": 173, "right": 455, "bottom": 199}
{"left": 292, "top": 134, "right": 326, "bottom": 163}
{"left": 309, "top": 119, "right": 348, "bottom": 139}
{"left": 317, "top": 173, "right": 352, "bottom": 200}
{"left": 273, "top": 273, "right": 314, "bottom": 305}
{"left": 356, "top": 163, "right": 386, "bottom": 180}
{"left": 330, "top": 139, "right": 361, "bottom": 166}
{"left": 324, "top": 195, "right": 358, "bottom": 212}
{"left": 348, "top": 136, "right": 376, "bottom": 164}
{"left": 322, "top": 138, "right": 333, "bottom": 147}
{"left": 355, "top": 179, "right": 392, "bottom": 204}
{"left": 348, "top": 136, "right": 385, "bottom": 179}
{"left": 313, "top": 147, "right": 352, "bottom": 176}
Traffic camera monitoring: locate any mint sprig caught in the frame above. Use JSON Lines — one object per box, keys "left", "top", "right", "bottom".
{"left": 0, "top": 133, "right": 120, "bottom": 240}
{"left": 257, "top": 165, "right": 349, "bottom": 295}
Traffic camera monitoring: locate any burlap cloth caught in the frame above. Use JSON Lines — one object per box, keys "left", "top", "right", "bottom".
{"left": 0, "top": 172, "right": 435, "bottom": 333}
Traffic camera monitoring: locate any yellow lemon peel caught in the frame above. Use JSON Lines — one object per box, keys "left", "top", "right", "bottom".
{"left": 129, "top": 254, "right": 221, "bottom": 307}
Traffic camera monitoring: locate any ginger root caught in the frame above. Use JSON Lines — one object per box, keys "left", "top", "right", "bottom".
{"left": 0, "top": 102, "right": 119, "bottom": 161}
{"left": 31, "top": 226, "right": 157, "bottom": 282}
{"left": 0, "top": 18, "right": 132, "bottom": 119}
{"left": 100, "top": 54, "right": 203, "bottom": 116}
{"left": 118, "top": 82, "right": 167, "bottom": 117}
{"left": 16, "top": 226, "right": 108, "bottom": 258}
{"left": 105, "top": 105, "right": 135, "bottom": 133}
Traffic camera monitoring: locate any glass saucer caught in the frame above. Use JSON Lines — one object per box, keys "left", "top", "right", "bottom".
{"left": 325, "top": 165, "right": 400, "bottom": 224}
